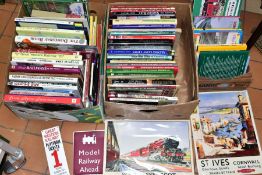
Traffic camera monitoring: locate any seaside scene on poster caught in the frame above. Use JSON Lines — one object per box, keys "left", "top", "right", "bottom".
{"left": 191, "top": 91, "right": 262, "bottom": 175}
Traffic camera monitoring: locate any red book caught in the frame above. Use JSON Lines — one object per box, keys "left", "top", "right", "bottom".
{"left": 111, "top": 5, "right": 174, "bottom": 8}
{"left": 4, "top": 95, "right": 81, "bottom": 105}
{"left": 110, "top": 9, "right": 176, "bottom": 13}
{"left": 96, "top": 24, "right": 102, "bottom": 54}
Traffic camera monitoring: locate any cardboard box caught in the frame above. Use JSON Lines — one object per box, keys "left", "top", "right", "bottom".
{"left": 2, "top": 3, "right": 104, "bottom": 123}
{"left": 199, "top": 71, "right": 252, "bottom": 92}
{"left": 103, "top": 2, "right": 199, "bottom": 120}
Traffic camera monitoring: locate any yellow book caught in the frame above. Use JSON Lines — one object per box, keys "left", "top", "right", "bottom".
{"left": 93, "top": 16, "right": 97, "bottom": 46}
{"left": 197, "top": 44, "right": 247, "bottom": 51}
{"left": 89, "top": 16, "right": 94, "bottom": 46}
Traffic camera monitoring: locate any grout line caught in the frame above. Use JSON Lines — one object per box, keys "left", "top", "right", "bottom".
{"left": 0, "top": 3, "right": 18, "bottom": 37}
{"left": 20, "top": 167, "right": 46, "bottom": 175}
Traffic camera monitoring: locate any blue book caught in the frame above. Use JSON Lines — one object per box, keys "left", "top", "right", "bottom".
{"left": 107, "top": 50, "right": 172, "bottom": 56}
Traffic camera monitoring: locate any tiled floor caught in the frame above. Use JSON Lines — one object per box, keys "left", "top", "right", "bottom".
{"left": 0, "top": 1, "right": 261, "bottom": 175}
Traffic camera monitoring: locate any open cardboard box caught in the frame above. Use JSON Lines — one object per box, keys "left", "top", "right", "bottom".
{"left": 102, "top": 1, "right": 199, "bottom": 120}
{"left": 2, "top": 2, "right": 106, "bottom": 123}
{"left": 199, "top": 70, "right": 252, "bottom": 92}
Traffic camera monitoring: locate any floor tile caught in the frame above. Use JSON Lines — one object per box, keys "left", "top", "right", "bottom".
{"left": 3, "top": 12, "right": 18, "bottom": 37}
{"left": 63, "top": 143, "right": 73, "bottom": 175}
{"left": 250, "top": 47, "right": 262, "bottom": 63}
{"left": 0, "top": 104, "right": 28, "bottom": 131}
{"left": 19, "top": 134, "right": 48, "bottom": 174}
{"left": 0, "top": 63, "right": 8, "bottom": 95}
{"left": 249, "top": 61, "right": 262, "bottom": 89}
{"left": 0, "top": 10, "right": 12, "bottom": 36}
{"left": 248, "top": 88, "right": 262, "bottom": 119}
{"left": 6, "top": 169, "right": 44, "bottom": 175}
{"left": 61, "top": 122, "right": 96, "bottom": 143}
{"left": 0, "top": 127, "right": 23, "bottom": 146}
{"left": 25, "top": 120, "right": 63, "bottom": 136}
{"left": 0, "top": 36, "right": 13, "bottom": 63}
{"left": 0, "top": 2, "right": 16, "bottom": 12}
{"left": 96, "top": 123, "right": 105, "bottom": 130}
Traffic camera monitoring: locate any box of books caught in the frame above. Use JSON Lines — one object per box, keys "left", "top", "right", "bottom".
{"left": 192, "top": 0, "right": 253, "bottom": 91}
{"left": 2, "top": 1, "right": 105, "bottom": 123}
{"left": 102, "top": 2, "right": 199, "bottom": 120}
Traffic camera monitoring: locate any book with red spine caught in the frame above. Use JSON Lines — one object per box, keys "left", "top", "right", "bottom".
{"left": 4, "top": 94, "right": 82, "bottom": 105}
{"left": 96, "top": 24, "right": 102, "bottom": 54}
{"left": 110, "top": 9, "right": 176, "bottom": 13}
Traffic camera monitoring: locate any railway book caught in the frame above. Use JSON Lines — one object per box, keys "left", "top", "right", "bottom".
{"left": 192, "top": 0, "right": 243, "bottom": 17}
{"left": 191, "top": 91, "right": 262, "bottom": 175}
{"left": 104, "top": 120, "right": 194, "bottom": 175}
{"left": 193, "top": 16, "right": 240, "bottom": 29}
{"left": 105, "top": 4, "right": 180, "bottom": 105}
{"left": 198, "top": 50, "right": 250, "bottom": 79}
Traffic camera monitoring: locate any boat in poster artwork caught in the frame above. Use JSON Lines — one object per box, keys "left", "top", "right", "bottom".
{"left": 191, "top": 90, "right": 262, "bottom": 175}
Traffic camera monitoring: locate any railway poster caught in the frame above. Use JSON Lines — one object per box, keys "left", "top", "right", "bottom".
{"left": 104, "top": 120, "right": 194, "bottom": 175}
{"left": 73, "top": 131, "right": 104, "bottom": 175}
{"left": 191, "top": 90, "right": 262, "bottom": 175}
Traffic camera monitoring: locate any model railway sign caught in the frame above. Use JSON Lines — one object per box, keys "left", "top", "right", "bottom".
{"left": 73, "top": 131, "right": 104, "bottom": 175}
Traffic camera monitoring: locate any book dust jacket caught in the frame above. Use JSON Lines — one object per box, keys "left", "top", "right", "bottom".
{"left": 191, "top": 90, "right": 262, "bottom": 175}
{"left": 104, "top": 120, "right": 194, "bottom": 175}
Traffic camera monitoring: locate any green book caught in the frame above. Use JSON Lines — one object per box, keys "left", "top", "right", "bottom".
{"left": 106, "top": 69, "right": 174, "bottom": 75}
{"left": 198, "top": 50, "right": 250, "bottom": 80}
{"left": 193, "top": 0, "right": 243, "bottom": 17}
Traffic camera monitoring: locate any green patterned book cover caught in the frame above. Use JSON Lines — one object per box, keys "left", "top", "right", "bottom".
{"left": 198, "top": 50, "right": 250, "bottom": 79}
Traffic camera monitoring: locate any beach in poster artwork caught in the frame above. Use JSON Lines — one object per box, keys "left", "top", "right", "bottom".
{"left": 191, "top": 90, "right": 262, "bottom": 175}
{"left": 104, "top": 120, "right": 194, "bottom": 175}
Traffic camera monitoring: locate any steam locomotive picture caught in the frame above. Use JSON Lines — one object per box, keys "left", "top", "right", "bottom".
{"left": 128, "top": 136, "right": 188, "bottom": 164}
{"left": 105, "top": 121, "right": 193, "bottom": 174}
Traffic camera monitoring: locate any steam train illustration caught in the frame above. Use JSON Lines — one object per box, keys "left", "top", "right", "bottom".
{"left": 201, "top": 0, "right": 225, "bottom": 16}
{"left": 128, "top": 137, "right": 187, "bottom": 163}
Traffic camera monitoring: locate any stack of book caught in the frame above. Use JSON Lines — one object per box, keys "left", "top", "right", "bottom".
{"left": 105, "top": 5, "right": 181, "bottom": 105}
{"left": 193, "top": 0, "right": 250, "bottom": 80}
{"left": 4, "top": 0, "right": 100, "bottom": 112}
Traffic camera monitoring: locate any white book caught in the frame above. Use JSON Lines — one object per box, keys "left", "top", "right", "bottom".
{"left": 8, "top": 81, "right": 78, "bottom": 90}
{"left": 9, "top": 74, "right": 78, "bottom": 84}
{"left": 11, "top": 58, "right": 83, "bottom": 66}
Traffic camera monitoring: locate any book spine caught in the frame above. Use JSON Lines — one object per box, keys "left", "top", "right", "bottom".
{"left": 112, "top": 19, "right": 177, "bottom": 25}
{"left": 110, "top": 9, "right": 176, "bottom": 12}
{"left": 9, "top": 74, "right": 78, "bottom": 84}
{"left": 111, "top": 5, "right": 174, "bottom": 8}
{"left": 10, "top": 65, "right": 81, "bottom": 74}
{"left": 107, "top": 65, "right": 178, "bottom": 70}
{"left": 16, "top": 27, "right": 85, "bottom": 39}
{"left": 112, "top": 24, "right": 176, "bottom": 29}
{"left": 107, "top": 50, "right": 172, "bottom": 55}
{"left": 15, "top": 36, "right": 87, "bottom": 46}
{"left": 12, "top": 52, "right": 83, "bottom": 60}
{"left": 111, "top": 79, "right": 176, "bottom": 85}
{"left": 108, "top": 35, "right": 176, "bottom": 40}
{"left": 107, "top": 55, "right": 173, "bottom": 60}
{"left": 106, "top": 69, "right": 174, "bottom": 74}
{"left": 4, "top": 95, "right": 81, "bottom": 105}
{"left": 8, "top": 81, "right": 78, "bottom": 90}
{"left": 11, "top": 59, "right": 83, "bottom": 66}
{"left": 15, "top": 49, "right": 80, "bottom": 55}
{"left": 110, "top": 11, "right": 176, "bottom": 16}
{"left": 107, "top": 84, "right": 178, "bottom": 88}
{"left": 9, "top": 90, "right": 73, "bottom": 97}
